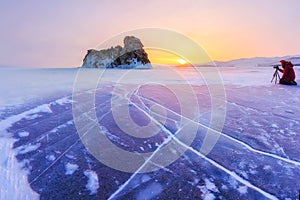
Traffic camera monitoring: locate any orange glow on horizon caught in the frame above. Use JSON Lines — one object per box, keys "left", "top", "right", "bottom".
{"left": 147, "top": 49, "right": 192, "bottom": 65}
{"left": 147, "top": 49, "right": 180, "bottom": 65}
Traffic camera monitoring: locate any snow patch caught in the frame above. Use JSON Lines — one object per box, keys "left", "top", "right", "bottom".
{"left": 228, "top": 176, "right": 239, "bottom": 189}
{"left": 136, "top": 182, "right": 163, "bottom": 200}
{"left": 249, "top": 168, "right": 258, "bottom": 175}
{"left": 46, "top": 154, "right": 56, "bottom": 161}
{"left": 250, "top": 120, "right": 262, "bottom": 127}
{"left": 18, "top": 131, "right": 30, "bottom": 137}
{"left": 238, "top": 186, "right": 248, "bottom": 194}
{"left": 141, "top": 175, "right": 151, "bottom": 183}
{"left": 25, "top": 114, "right": 40, "bottom": 120}
{"left": 55, "top": 97, "right": 73, "bottom": 105}
{"left": 0, "top": 137, "right": 39, "bottom": 199}
{"left": 198, "top": 179, "right": 218, "bottom": 200}
{"left": 84, "top": 170, "right": 99, "bottom": 195}
{"left": 203, "top": 193, "right": 215, "bottom": 200}
{"left": 17, "top": 143, "right": 41, "bottom": 154}
{"left": 0, "top": 103, "right": 52, "bottom": 134}
{"left": 49, "top": 120, "right": 73, "bottom": 133}
{"left": 263, "top": 165, "right": 272, "bottom": 170}
{"left": 65, "top": 163, "right": 78, "bottom": 175}
{"left": 279, "top": 129, "right": 285, "bottom": 134}
{"left": 221, "top": 184, "right": 228, "bottom": 190}
{"left": 100, "top": 126, "right": 129, "bottom": 148}
{"left": 240, "top": 171, "right": 249, "bottom": 179}
{"left": 193, "top": 178, "right": 200, "bottom": 185}
{"left": 205, "top": 179, "right": 219, "bottom": 192}
{"left": 65, "top": 154, "right": 76, "bottom": 160}
{"left": 29, "top": 104, "right": 52, "bottom": 114}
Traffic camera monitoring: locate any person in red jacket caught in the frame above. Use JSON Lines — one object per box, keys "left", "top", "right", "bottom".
{"left": 275, "top": 60, "right": 297, "bottom": 85}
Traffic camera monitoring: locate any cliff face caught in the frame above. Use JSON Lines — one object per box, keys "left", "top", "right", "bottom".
{"left": 82, "top": 36, "right": 151, "bottom": 69}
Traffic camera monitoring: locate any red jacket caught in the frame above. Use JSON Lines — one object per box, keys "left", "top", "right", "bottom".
{"left": 279, "top": 62, "right": 296, "bottom": 82}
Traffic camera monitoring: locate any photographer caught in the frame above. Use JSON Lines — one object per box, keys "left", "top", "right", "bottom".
{"left": 274, "top": 60, "right": 297, "bottom": 85}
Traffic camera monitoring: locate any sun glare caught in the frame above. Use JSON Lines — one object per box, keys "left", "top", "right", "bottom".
{"left": 147, "top": 49, "right": 194, "bottom": 65}
{"left": 177, "top": 59, "right": 187, "bottom": 65}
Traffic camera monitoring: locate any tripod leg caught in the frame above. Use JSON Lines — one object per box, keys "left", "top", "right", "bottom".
{"left": 271, "top": 69, "right": 280, "bottom": 84}
{"left": 271, "top": 71, "right": 277, "bottom": 83}
{"left": 276, "top": 71, "right": 281, "bottom": 84}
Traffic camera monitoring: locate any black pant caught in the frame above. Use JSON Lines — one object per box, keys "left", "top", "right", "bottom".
{"left": 279, "top": 79, "right": 297, "bottom": 85}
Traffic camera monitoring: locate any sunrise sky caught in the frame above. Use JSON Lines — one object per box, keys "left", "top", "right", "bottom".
{"left": 1, "top": 0, "right": 300, "bottom": 68}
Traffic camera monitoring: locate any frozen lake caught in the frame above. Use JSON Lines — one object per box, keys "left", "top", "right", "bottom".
{"left": 0, "top": 65, "right": 300, "bottom": 199}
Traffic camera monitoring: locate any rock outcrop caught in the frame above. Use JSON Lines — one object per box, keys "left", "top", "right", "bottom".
{"left": 82, "top": 36, "right": 151, "bottom": 69}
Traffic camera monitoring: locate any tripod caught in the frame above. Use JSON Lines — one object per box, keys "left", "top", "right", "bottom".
{"left": 271, "top": 68, "right": 281, "bottom": 84}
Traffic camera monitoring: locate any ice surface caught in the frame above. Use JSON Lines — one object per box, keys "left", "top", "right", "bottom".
{"left": 0, "top": 61, "right": 300, "bottom": 199}
{"left": 0, "top": 68, "right": 78, "bottom": 111}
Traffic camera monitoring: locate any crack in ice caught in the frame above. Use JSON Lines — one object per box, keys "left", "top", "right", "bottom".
{"left": 130, "top": 98, "right": 279, "bottom": 200}
{"left": 137, "top": 95, "right": 300, "bottom": 167}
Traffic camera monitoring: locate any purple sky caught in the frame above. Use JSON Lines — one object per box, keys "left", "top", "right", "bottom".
{"left": 1, "top": 0, "right": 300, "bottom": 68}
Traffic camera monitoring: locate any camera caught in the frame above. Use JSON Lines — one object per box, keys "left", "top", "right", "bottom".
{"left": 273, "top": 65, "right": 279, "bottom": 69}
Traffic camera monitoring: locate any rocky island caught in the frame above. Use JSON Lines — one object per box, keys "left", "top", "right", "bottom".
{"left": 82, "top": 36, "right": 152, "bottom": 69}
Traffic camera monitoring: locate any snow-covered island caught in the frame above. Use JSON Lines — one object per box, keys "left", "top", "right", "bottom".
{"left": 82, "top": 36, "right": 152, "bottom": 69}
